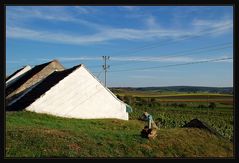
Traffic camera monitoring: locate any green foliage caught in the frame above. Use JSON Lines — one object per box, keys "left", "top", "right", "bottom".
{"left": 209, "top": 102, "right": 216, "bottom": 110}
{"left": 116, "top": 90, "right": 233, "bottom": 141}
{"left": 129, "top": 105, "right": 233, "bottom": 141}
{"left": 197, "top": 104, "right": 207, "bottom": 108}
{"left": 6, "top": 111, "right": 233, "bottom": 157}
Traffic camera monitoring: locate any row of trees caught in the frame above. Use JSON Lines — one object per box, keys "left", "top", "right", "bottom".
{"left": 116, "top": 95, "right": 216, "bottom": 109}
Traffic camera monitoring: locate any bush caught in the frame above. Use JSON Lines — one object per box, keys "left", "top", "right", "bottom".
{"left": 197, "top": 104, "right": 207, "bottom": 108}
{"left": 124, "top": 96, "right": 135, "bottom": 105}
{"left": 209, "top": 102, "right": 216, "bottom": 110}
{"left": 171, "top": 103, "right": 178, "bottom": 108}
{"left": 178, "top": 103, "right": 187, "bottom": 108}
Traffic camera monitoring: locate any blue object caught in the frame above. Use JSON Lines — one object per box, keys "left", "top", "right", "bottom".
{"left": 126, "top": 104, "right": 133, "bottom": 113}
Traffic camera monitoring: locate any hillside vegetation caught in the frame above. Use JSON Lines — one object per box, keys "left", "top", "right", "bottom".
{"left": 110, "top": 86, "right": 233, "bottom": 94}
{"left": 111, "top": 89, "right": 233, "bottom": 141}
{"left": 6, "top": 111, "right": 233, "bottom": 157}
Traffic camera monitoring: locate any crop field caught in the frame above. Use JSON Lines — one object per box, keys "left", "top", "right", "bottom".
{"left": 112, "top": 89, "right": 234, "bottom": 141}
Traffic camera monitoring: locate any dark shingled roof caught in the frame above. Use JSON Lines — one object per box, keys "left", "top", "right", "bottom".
{"left": 6, "top": 60, "right": 64, "bottom": 97}
{"left": 6, "top": 66, "right": 29, "bottom": 82}
{"left": 7, "top": 65, "right": 81, "bottom": 111}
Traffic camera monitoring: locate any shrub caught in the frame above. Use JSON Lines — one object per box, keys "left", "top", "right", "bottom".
{"left": 178, "top": 103, "right": 187, "bottom": 108}
{"left": 197, "top": 104, "right": 207, "bottom": 108}
{"left": 209, "top": 102, "right": 216, "bottom": 110}
{"left": 171, "top": 103, "right": 178, "bottom": 108}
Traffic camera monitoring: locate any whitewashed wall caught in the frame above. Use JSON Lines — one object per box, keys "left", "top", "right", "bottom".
{"left": 25, "top": 65, "right": 128, "bottom": 120}
{"left": 6, "top": 65, "right": 31, "bottom": 87}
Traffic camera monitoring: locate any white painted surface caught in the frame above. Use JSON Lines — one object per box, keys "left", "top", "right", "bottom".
{"left": 26, "top": 65, "right": 128, "bottom": 120}
{"left": 6, "top": 65, "right": 31, "bottom": 87}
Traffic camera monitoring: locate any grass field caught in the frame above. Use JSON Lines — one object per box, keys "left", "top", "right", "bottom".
{"left": 6, "top": 111, "right": 233, "bottom": 157}
{"left": 5, "top": 89, "right": 234, "bottom": 157}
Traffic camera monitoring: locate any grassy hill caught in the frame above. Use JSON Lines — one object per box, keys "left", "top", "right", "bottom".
{"left": 6, "top": 111, "right": 233, "bottom": 157}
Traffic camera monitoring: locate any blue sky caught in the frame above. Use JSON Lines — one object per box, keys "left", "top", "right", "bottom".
{"left": 6, "top": 6, "right": 233, "bottom": 87}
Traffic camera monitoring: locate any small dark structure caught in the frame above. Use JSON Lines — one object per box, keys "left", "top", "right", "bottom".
{"left": 183, "top": 118, "right": 224, "bottom": 138}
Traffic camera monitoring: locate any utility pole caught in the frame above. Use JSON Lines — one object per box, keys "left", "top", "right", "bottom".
{"left": 102, "top": 56, "right": 110, "bottom": 87}
{"left": 207, "top": 94, "right": 209, "bottom": 117}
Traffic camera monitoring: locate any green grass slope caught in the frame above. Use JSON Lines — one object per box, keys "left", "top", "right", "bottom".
{"left": 6, "top": 111, "right": 233, "bottom": 158}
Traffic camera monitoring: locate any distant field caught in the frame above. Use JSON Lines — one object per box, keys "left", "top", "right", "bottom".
{"left": 111, "top": 89, "right": 233, "bottom": 140}
{"left": 6, "top": 111, "right": 233, "bottom": 157}
{"left": 113, "top": 89, "right": 233, "bottom": 104}
{"left": 116, "top": 92, "right": 232, "bottom": 98}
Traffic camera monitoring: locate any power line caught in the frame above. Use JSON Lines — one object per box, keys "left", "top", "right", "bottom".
{"left": 109, "top": 43, "right": 232, "bottom": 68}
{"left": 96, "top": 70, "right": 103, "bottom": 78}
{"left": 21, "top": 41, "right": 232, "bottom": 72}
{"left": 110, "top": 23, "right": 232, "bottom": 57}
{"left": 109, "top": 57, "right": 232, "bottom": 73}
{"left": 77, "top": 42, "right": 232, "bottom": 71}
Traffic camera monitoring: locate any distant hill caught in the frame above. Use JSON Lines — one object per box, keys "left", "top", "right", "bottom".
{"left": 110, "top": 86, "right": 233, "bottom": 94}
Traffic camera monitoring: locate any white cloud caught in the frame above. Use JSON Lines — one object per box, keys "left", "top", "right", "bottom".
{"left": 6, "top": 25, "right": 199, "bottom": 45}
{"left": 73, "top": 6, "right": 93, "bottom": 14}
{"left": 7, "top": 6, "right": 73, "bottom": 21}
{"left": 38, "top": 57, "right": 100, "bottom": 62}
{"left": 111, "top": 56, "right": 194, "bottom": 62}
{"left": 212, "top": 55, "right": 233, "bottom": 63}
{"left": 7, "top": 6, "right": 106, "bottom": 30}
{"left": 120, "top": 6, "right": 139, "bottom": 10}
{"left": 7, "top": 26, "right": 112, "bottom": 45}
{"left": 6, "top": 6, "right": 232, "bottom": 45}
{"left": 145, "top": 15, "right": 158, "bottom": 28}
{"left": 58, "top": 57, "right": 100, "bottom": 61}
{"left": 192, "top": 18, "right": 232, "bottom": 35}
{"left": 38, "top": 55, "right": 232, "bottom": 63}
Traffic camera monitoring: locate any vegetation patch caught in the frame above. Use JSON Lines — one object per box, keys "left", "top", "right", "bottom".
{"left": 6, "top": 111, "right": 233, "bottom": 157}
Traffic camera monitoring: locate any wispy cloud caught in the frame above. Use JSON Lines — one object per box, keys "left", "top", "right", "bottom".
{"left": 145, "top": 15, "right": 159, "bottom": 28}
{"left": 111, "top": 56, "right": 194, "bottom": 62}
{"left": 7, "top": 6, "right": 232, "bottom": 45}
{"left": 38, "top": 55, "right": 232, "bottom": 63}
{"left": 120, "top": 6, "right": 140, "bottom": 10}
{"left": 111, "top": 56, "right": 232, "bottom": 63}
{"left": 38, "top": 57, "right": 100, "bottom": 62}
{"left": 7, "top": 6, "right": 74, "bottom": 22}
{"left": 192, "top": 18, "right": 232, "bottom": 35}
{"left": 73, "top": 6, "right": 94, "bottom": 14}
{"left": 7, "top": 6, "right": 106, "bottom": 30}
{"left": 212, "top": 55, "right": 233, "bottom": 63}
{"left": 6, "top": 26, "right": 187, "bottom": 45}
{"left": 8, "top": 18, "right": 231, "bottom": 45}
{"left": 7, "top": 26, "right": 112, "bottom": 45}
